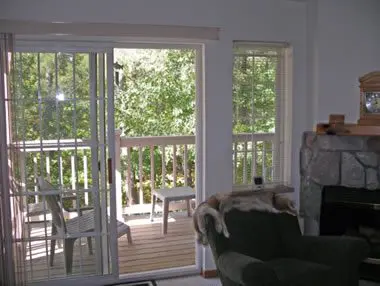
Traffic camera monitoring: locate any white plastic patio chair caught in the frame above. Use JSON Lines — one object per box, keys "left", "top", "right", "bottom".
{"left": 37, "top": 177, "right": 132, "bottom": 274}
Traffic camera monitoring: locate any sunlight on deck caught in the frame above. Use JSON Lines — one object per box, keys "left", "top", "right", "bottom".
{"left": 119, "top": 212, "right": 195, "bottom": 274}
{"left": 18, "top": 212, "right": 195, "bottom": 282}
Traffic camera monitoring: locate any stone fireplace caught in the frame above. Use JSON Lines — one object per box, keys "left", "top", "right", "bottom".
{"left": 300, "top": 131, "right": 380, "bottom": 281}
{"left": 300, "top": 131, "right": 380, "bottom": 234}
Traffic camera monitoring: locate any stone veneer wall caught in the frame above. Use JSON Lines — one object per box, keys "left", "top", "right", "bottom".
{"left": 300, "top": 131, "right": 380, "bottom": 235}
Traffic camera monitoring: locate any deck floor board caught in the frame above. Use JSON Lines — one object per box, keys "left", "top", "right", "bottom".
{"left": 17, "top": 212, "right": 195, "bottom": 283}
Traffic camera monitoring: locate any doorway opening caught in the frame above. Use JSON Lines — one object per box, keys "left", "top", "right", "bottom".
{"left": 113, "top": 47, "right": 198, "bottom": 275}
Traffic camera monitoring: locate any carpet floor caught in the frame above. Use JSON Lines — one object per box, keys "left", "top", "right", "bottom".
{"left": 156, "top": 276, "right": 380, "bottom": 286}
{"left": 157, "top": 276, "right": 220, "bottom": 286}
{"left": 110, "top": 281, "right": 156, "bottom": 286}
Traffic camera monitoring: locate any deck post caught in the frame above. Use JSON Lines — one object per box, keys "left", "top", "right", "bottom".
{"left": 115, "top": 129, "right": 123, "bottom": 220}
{"left": 19, "top": 151, "right": 27, "bottom": 208}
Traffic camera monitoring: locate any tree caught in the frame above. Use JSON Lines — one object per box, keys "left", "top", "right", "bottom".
{"left": 233, "top": 54, "right": 277, "bottom": 134}
{"left": 232, "top": 49, "right": 278, "bottom": 184}
{"left": 114, "top": 49, "right": 195, "bottom": 136}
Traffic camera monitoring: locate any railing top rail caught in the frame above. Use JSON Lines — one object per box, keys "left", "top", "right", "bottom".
{"left": 9, "top": 133, "right": 276, "bottom": 153}
{"left": 120, "top": 133, "right": 274, "bottom": 148}
{"left": 120, "top": 135, "right": 195, "bottom": 147}
{"left": 232, "top": 133, "right": 275, "bottom": 142}
{"left": 10, "top": 139, "right": 92, "bottom": 152}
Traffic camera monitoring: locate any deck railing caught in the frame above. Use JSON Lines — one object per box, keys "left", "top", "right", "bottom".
{"left": 16, "top": 132, "right": 275, "bottom": 218}
{"left": 232, "top": 133, "right": 277, "bottom": 185}
{"left": 115, "top": 131, "right": 276, "bottom": 217}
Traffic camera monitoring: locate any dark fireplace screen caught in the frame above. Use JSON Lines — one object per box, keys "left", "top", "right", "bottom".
{"left": 320, "top": 186, "right": 380, "bottom": 281}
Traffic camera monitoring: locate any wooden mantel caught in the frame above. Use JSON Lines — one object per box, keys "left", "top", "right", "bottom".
{"left": 316, "top": 123, "right": 380, "bottom": 136}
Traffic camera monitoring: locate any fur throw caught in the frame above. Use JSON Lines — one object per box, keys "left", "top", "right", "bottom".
{"left": 193, "top": 191, "right": 297, "bottom": 245}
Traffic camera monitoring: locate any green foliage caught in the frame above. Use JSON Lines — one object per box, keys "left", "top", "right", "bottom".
{"left": 114, "top": 49, "right": 196, "bottom": 136}
{"left": 13, "top": 53, "right": 91, "bottom": 141}
{"left": 233, "top": 54, "right": 277, "bottom": 134}
{"left": 232, "top": 51, "right": 278, "bottom": 183}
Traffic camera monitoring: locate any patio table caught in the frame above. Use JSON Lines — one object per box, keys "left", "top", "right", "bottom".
{"left": 150, "top": 186, "right": 195, "bottom": 235}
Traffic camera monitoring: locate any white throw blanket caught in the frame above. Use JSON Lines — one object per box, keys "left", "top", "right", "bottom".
{"left": 193, "top": 192, "right": 297, "bottom": 245}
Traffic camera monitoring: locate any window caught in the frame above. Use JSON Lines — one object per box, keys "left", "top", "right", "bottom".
{"left": 232, "top": 42, "right": 291, "bottom": 186}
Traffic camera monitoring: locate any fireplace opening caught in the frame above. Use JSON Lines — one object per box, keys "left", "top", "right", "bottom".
{"left": 320, "top": 186, "right": 380, "bottom": 282}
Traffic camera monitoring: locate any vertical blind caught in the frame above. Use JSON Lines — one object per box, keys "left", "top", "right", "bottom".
{"left": 232, "top": 42, "right": 289, "bottom": 185}
{"left": 0, "top": 150, "right": 7, "bottom": 286}
{"left": 0, "top": 33, "right": 24, "bottom": 286}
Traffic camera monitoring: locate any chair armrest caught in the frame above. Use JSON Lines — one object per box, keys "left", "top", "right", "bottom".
{"left": 297, "top": 235, "right": 369, "bottom": 267}
{"left": 204, "top": 214, "right": 229, "bottom": 258}
{"left": 217, "top": 251, "right": 280, "bottom": 286}
{"left": 65, "top": 206, "right": 94, "bottom": 213}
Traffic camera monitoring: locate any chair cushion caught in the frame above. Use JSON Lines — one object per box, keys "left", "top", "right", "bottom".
{"left": 224, "top": 210, "right": 283, "bottom": 261}
{"left": 266, "top": 258, "right": 334, "bottom": 286}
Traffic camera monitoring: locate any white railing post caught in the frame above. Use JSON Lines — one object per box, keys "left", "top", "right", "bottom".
{"left": 138, "top": 146, "right": 144, "bottom": 204}
{"left": 115, "top": 129, "right": 123, "bottom": 220}
{"left": 33, "top": 156, "right": 38, "bottom": 203}
{"left": 46, "top": 153, "right": 51, "bottom": 182}
{"left": 70, "top": 155, "right": 76, "bottom": 208}
{"left": 19, "top": 152, "right": 27, "bottom": 208}
{"left": 161, "top": 145, "right": 166, "bottom": 188}
{"left": 150, "top": 146, "right": 155, "bottom": 194}
{"left": 83, "top": 154, "right": 89, "bottom": 205}
{"left": 183, "top": 144, "right": 188, "bottom": 187}
{"left": 126, "top": 148, "right": 133, "bottom": 205}
{"left": 243, "top": 141, "right": 248, "bottom": 184}
{"left": 173, "top": 145, "right": 177, "bottom": 187}
{"left": 233, "top": 142, "right": 238, "bottom": 184}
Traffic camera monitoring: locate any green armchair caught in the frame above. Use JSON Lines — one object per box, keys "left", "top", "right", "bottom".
{"left": 205, "top": 209, "right": 369, "bottom": 286}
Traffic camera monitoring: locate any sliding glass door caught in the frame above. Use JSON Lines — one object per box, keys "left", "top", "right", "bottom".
{"left": 3, "top": 41, "right": 119, "bottom": 284}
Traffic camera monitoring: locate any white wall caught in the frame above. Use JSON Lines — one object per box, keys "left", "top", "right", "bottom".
{"left": 307, "top": 0, "right": 380, "bottom": 124}
{"left": 1, "top": 0, "right": 308, "bottom": 270}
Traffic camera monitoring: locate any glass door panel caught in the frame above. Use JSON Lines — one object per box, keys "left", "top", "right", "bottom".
{"left": 7, "top": 47, "right": 117, "bottom": 283}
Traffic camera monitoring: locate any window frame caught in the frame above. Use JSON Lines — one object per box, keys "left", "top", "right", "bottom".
{"left": 232, "top": 41, "right": 293, "bottom": 187}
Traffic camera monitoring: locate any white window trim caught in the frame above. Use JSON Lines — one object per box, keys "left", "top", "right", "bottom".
{"left": 282, "top": 47, "right": 293, "bottom": 185}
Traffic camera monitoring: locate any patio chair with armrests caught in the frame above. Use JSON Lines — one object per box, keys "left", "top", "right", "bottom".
{"left": 37, "top": 177, "right": 132, "bottom": 274}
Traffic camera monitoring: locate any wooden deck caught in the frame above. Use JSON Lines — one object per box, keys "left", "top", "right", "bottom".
{"left": 18, "top": 212, "right": 195, "bottom": 283}
{"left": 119, "top": 212, "right": 195, "bottom": 273}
